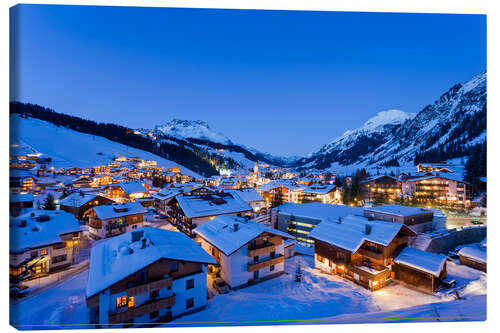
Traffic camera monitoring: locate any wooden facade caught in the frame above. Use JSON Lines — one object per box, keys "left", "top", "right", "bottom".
{"left": 393, "top": 261, "right": 447, "bottom": 293}
{"left": 60, "top": 195, "right": 115, "bottom": 220}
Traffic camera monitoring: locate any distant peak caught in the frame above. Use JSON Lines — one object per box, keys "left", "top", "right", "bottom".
{"left": 362, "top": 109, "right": 416, "bottom": 130}
{"left": 154, "top": 118, "right": 231, "bottom": 144}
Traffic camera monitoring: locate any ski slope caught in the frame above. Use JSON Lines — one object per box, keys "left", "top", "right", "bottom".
{"left": 10, "top": 115, "right": 202, "bottom": 179}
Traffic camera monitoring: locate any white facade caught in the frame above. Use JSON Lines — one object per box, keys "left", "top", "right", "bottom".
{"left": 97, "top": 268, "right": 208, "bottom": 326}
{"left": 199, "top": 238, "right": 285, "bottom": 289}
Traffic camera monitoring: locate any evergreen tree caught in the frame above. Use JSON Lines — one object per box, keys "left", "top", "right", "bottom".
{"left": 42, "top": 193, "right": 57, "bottom": 210}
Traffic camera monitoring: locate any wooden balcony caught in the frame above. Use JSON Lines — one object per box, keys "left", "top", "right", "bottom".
{"left": 349, "top": 264, "right": 390, "bottom": 281}
{"left": 248, "top": 244, "right": 276, "bottom": 257}
{"left": 357, "top": 248, "right": 384, "bottom": 261}
{"left": 247, "top": 255, "right": 284, "bottom": 272}
{"left": 126, "top": 277, "right": 173, "bottom": 297}
{"left": 108, "top": 294, "right": 176, "bottom": 324}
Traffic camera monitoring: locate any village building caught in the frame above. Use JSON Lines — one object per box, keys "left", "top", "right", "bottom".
{"left": 73, "top": 176, "right": 94, "bottom": 188}
{"left": 86, "top": 227, "right": 216, "bottom": 327}
{"left": 59, "top": 191, "right": 115, "bottom": 220}
{"left": 104, "top": 181, "right": 149, "bottom": 203}
{"left": 416, "top": 163, "right": 458, "bottom": 174}
{"left": 226, "top": 188, "right": 266, "bottom": 213}
{"left": 171, "top": 193, "right": 252, "bottom": 237}
{"left": 272, "top": 202, "right": 363, "bottom": 246}
{"left": 401, "top": 174, "right": 472, "bottom": 208}
{"left": 300, "top": 184, "right": 339, "bottom": 204}
{"left": 458, "top": 246, "right": 486, "bottom": 272}
{"left": 257, "top": 181, "right": 305, "bottom": 206}
{"left": 194, "top": 215, "right": 292, "bottom": 289}
{"left": 10, "top": 193, "right": 34, "bottom": 217}
{"left": 86, "top": 202, "right": 147, "bottom": 239}
{"left": 393, "top": 247, "right": 448, "bottom": 292}
{"left": 10, "top": 169, "right": 34, "bottom": 193}
{"left": 360, "top": 175, "right": 402, "bottom": 204}
{"left": 363, "top": 205, "right": 447, "bottom": 232}
{"left": 10, "top": 210, "right": 83, "bottom": 280}
{"left": 309, "top": 215, "right": 417, "bottom": 291}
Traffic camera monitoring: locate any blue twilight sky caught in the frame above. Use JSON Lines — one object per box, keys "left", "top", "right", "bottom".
{"left": 10, "top": 5, "right": 486, "bottom": 157}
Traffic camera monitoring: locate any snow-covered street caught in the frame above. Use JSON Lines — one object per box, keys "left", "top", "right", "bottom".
{"left": 10, "top": 255, "right": 486, "bottom": 330}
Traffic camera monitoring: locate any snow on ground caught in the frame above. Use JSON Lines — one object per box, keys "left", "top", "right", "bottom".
{"left": 165, "top": 255, "right": 484, "bottom": 327}
{"left": 10, "top": 255, "right": 485, "bottom": 329}
{"left": 10, "top": 270, "right": 90, "bottom": 330}
{"left": 10, "top": 115, "right": 202, "bottom": 179}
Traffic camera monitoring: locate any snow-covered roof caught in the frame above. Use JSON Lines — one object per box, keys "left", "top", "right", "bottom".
{"left": 10, "top": 210, "right": 82, "bottom": 253}
{"left": 10, "top": 193, "right": 34, "bottom": 203}
{"left": 275, "top": 202, "right": 363, "bottom": 221}
{"left": 194, "top": 215, "right": 292, "bottom": 256}
{"left": 302, "top": 184, "right": 336, "bottom": 194}
{"left": 176, "top": 193, "right": 252, "bottom": 219}
{"left": 458, "top": 246, "right": 486, "bottom": 264}
{"left": 257, "top": 180, "right": 306, "bottom": 192}
{"left": 403, "top": 173, "right": 469, "bottom": 184}
{"left": 10, "top": 169, "right": 33, "bottom": 178}
{"left": 114, "top": 181, "right": 148, "bottom": 194}
{"left": 86, "top": 226, "right": 216, "bottom": 298}
{"left": 394, "top": 247, "right": 447, "bottom": 277}
{"left": 58, "top": 192, "right": 97, "bottom": 207}
{"left": 308, "top": 215, "right": 412, "bottom": 253}
{"left": 92, "top": 202, "right": 147, "bottom": 220}
{"left": 360, "top": 175, "right": 400, "bottom": 184}
{"left": 226, "top": 188, "right": 264, "bottom": 203}
{"left": 151, "top": 188, "right": 182, "bottom": 201}
{"left": 365, "top": 205, "right": 432, "bottom": 217}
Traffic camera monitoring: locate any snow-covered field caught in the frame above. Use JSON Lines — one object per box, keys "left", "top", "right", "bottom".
{"left": 10, "top": 115, "right": 202, "bottom": 179}
{"left": 11, "top": 254, "right": 484, "bottom": 330}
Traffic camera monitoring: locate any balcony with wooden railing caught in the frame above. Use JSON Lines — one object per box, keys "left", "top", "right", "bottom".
{"left": 108, "top": 294, "right": 176, "bottom": 324}
{"left": 125, "top": 277, "right": 173, "bottom": 297}
{"left": 248, "top": 243, "right": 276, "bottom": 257}
{"left": 247, "top": 255, "right": 284, "bottom": 272}
{"left": 357, "top": 248, "right": 384, "bottom": 261}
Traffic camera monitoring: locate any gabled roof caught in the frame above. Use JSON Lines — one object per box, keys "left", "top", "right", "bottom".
{"left": 402, "top": 173, "right": 469, "bottom": 184}
{"left": 394, "top": 247, "right": 447, "bottom": 277}
{"left": 194, "top": 215, "right": 292, "bottom": 256}
{"left": 308, "top": 215, "right": 415, "bottom": 253}
{"left": 108, "top": 181, "right": 148, "bottom": 194}
{"left": 226, "top": 188, "right": 264, "bottom": 203}
{"left": 10, "top": 193, "right": 34, "bottom": 203}
{"left": 176, "top": 193, "right": 251, "bottom": 219}
{"left": 365, "top": 205, "right": 432, "bottom": 217}
{"left": 58, "top": 192, "right": 97, "bottom": 208}
{"left": 458, "top": 246, "right": 486, "bottom": 264}
{"left": 275, "top": 202, "right": 362, "bottom": 221}
{"left": 87, "top": 227, "right": 216, "bottom": 298}
{"left": 151, "top": 188, "right": 182, "bottom": 201}
{"left": 302, "top": 184, "right": 336, "bottom": 195}
{"left": 92, "top": 202, "right": 147, "bottom": 220}
{"left": 10, "top": 210, "right": 82, "bottom": 253}
{"left": 360, "top": 175, "right": 400, "bottom": 184}
{"left": 257, "top": 180, "right": 306, "bottom": 192}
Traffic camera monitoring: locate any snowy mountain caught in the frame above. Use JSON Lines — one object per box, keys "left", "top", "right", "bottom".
{"left": 295, "top": 72, "right": 487, "bottom": 170}
{"left": 154, "top": 119, "right": 232, "bottom": 145}
{"left": 10, "top": 114, "right": 203, "bottom": 178}
{"left": 149, "top": 119, "right": 298, "bottom": 172}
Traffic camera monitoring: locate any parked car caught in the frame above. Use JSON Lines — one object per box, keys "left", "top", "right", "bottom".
{"left": 470, "top": 220, "right": 484, "bottom": 225}
{"left": 212, "top": 278, "right": 230, "bottom": 294}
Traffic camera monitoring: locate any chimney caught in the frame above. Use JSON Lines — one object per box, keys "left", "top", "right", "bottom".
{"left": 19, "top": 219, "right": 27, "bottom": 227}
{"left": 233, "top": 223, "right": 239, "bottom": 232}
{"left": 337, "top": 216, "right": 342, "bottom": 224}
{"left": 141, "top": 237, "right": 147, "bottom": 249}
{"left": 365, "top": 224, "right": 372, "bottom": 235}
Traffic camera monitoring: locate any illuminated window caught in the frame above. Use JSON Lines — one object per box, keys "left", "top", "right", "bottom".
{"left": 116, "top": 296, "right": 127, "bottom": 309}
{"left": 40, "top": 249, "right": 48, "bottom": 256}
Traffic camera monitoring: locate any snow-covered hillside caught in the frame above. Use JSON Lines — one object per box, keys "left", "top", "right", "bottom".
{"left": 154, "top": 119, "right": 232, "bottom": 145}
{"left": 296, "top": 72, "right": 487, "bottom": 170}
{"left": 10, "top": 115, "right": 202, "bottom": 179}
